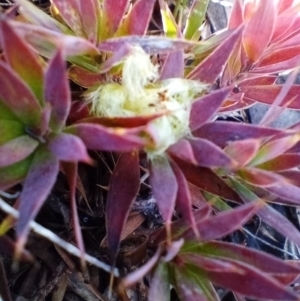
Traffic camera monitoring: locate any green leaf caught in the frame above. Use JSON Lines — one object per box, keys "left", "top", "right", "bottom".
{"left": 0, "top": 155, "right": 33, "bottom": 190}
{"left": 184, "top": 0, "right": 209, "bottom": 40}
{"left": 107, "top": 152, "right": 140, "bottom": 261}
{"left": 0, "top": 120, "right": 25, "bottom": 145}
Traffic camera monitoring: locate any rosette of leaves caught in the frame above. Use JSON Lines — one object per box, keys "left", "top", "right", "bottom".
{"left": 0, "top": 19, "right": 150, "bottom": 256}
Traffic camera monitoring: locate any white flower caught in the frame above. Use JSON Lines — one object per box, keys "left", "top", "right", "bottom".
{"left": 84, "top": 46, "right": 207, "bottom": 157}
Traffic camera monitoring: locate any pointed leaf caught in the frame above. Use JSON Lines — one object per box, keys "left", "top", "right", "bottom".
{"left": 190, "top": 87, "right": 231, "bottom": 131}
{"left": 65, "top": 123, "right": 146, "bottom": 152}
{"left": 98, "top": 36, "right": 197, "bottom": 54}
{"left": 67, "top": 0, "right": 99, "bottom": 43}
{"left": 193, "top": 121, "right": 281, "bottom": 148}
{"left": 189, "top": 138, "right": 234, "bottom": 168}
{"left": 183, "top": 240, "right": 300, "bottom": 276}
{"left": 16, "top": 146, "right": 59, "bottom": 251}
{"left": 12, "top": 21, "right": 99, "bottom": 58}
{"left": 238, "top": 167, "right": 286, "bottom": 187}
{"left": 224, "top": 139, "right": 260, "bottom": 166}
{"left": 160, "top": 50, "right": 184, "bottom": 80}
{"left": 0, "top": 136, "right": 38, "bottom": 168}
{"left": 184, "top": 255, "right": 299, "bottom": 300}
{"left": 47, "top": 132, "right": 91, "bottom": 163}
{"left": 0, "top": 61, "right": 42, "bottom": 127}
{"left": 183, "top": 201, "right": 262, "bottom": 241}
{"left": 172, "top": 157, "right": 242, "bottom": 203}
{"left": 14, "top": 0, "right": 70, "bottom": 33}
{"left": 249, "top": 134, "right": 300, "bottom": 166}
{"left": 243, "top": 0, "right": 276, "bottom": 63}
{"left": 257, "top": 153, "right": 300, "bottom": 171}
{"left": 242, "top": 85, "right": 300, "bottom": 109}
{"left": 1, "top": 20, "right": 44, "bottom": 105}
{"left": 267, "top": 182, "right": 300, "bottom": 206}
{"left": 45, "top": 49, "right": 70, "bottom": 131}
{"left": 150, "top": 155, "right": 178, "bottom": 225}
{"left": 170, "top": 160, "right": 198, "bottom": 236}
{"left": 167, "top": 139, "right": 197, "bottom": 165}
{"left": 107, "top": 152, "right": 140, "bottom": 261}
{"left": 184, "top": 0, "right": 209, "bottom": 40}
{"left": 117, "top": 0, "right": 156, "bottom": 36}
{"left": 188, "top": 26, "right": 244, "bottom": 82}
{"left": 100, "top": 0, "right": 129, "bottom": 40}
{"left": 51, "top": 0, "right": 84, "bottom": 37}
{"left": 68, "top": 65, "right": 105, "bottom": 88}
{"left": 228, "top": 0, "right": 243, "bottom": 29}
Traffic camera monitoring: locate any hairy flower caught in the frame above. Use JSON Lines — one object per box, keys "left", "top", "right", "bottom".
{"left": 84, "top": 46, "right": 207, "bottom": 157}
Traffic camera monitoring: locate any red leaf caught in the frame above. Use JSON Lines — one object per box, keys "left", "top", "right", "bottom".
{"left": 183, "top": 254, "right": 299, "bottom": 300}
{"left": 150, "top": 155, "right": 178, "bottom": 225}
{"left": 228, "top": 0, "right": 243, "bottom": 29}
{"left": 189, "top": 138, "right": 234, "bottom": 168}
{"left": 68, "top": 66, "right": 105, "bottom": 88}
{"left": 14, "top": 0, "right": 69, "bottom": 32}
{"left": 107, "top": 152, "right": 140, "bottom": 261}
{"left": 190, "top": 87, "right": 231, "bottom": 131}
{"left": 0, "top": 136, "right": 38, "bottom": 168}
{"left": 16, "top": 146, "right": 59, "bottom": 251}
{"left": 170, "top": 160, "right": 198, "bottom": 236}
{"left": 0, "top": 61, "right": 42, "bottom": 127}
{"left": 100, "top": 0, "right": 129, "bottom": 39}
{"left": 51, "top": 0, "right": 83, "bottom": 36}
{"left": 79, "top": 0, "right": 99, "bottom": 43}
{"left": 65, "top": 123, "right": 146, "bottom": 152}
{"left": 45, "top": 49, "right": 71, "bottom": 131}
{"left": 243, "top": 0, "right": 276, "bottom": 64}
{"left": 160, "top": 50, "right": 184, "bottom": 80}
{"left": 238, "top": 167, "right": 286, "bottom": 187}
{"left": 257, "top": 153, "right": 300, "bottom": 171}
{"left": 243, "top": 85, "right": 300, "bottom": 109}
{"left": 167, "top": 139, "right": 197, "bottom": 165}
{"left": 184, "top": 240, "right": 300, "bottom": 276}
{"left": 193, "top": 121, "right": 281, "bottom": 148}
{"left": 224, "top": 139, "right": 260, "bottom": 166}
{"left": 1, "top": 19, "right": 44, "bottom": 105}
{"left": 266, "top": 182, "right": 300, "bottom": 206}
{"left": 172, "top": 157, "right": 242, "bottom": 203}
{"left": 47, "top": 132, "right": 92, "bottom": 164}
{"left": 188, "top": 26, "right": 244, "bottom": 82}
{"left": 249, "top": 134, "right": 300, "bottom": 166}
{"left": 117, "top": 0, "right": 156, "bottom": 36}
{"left": 182, "top": 201, "right": 262, "bottom": 241}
